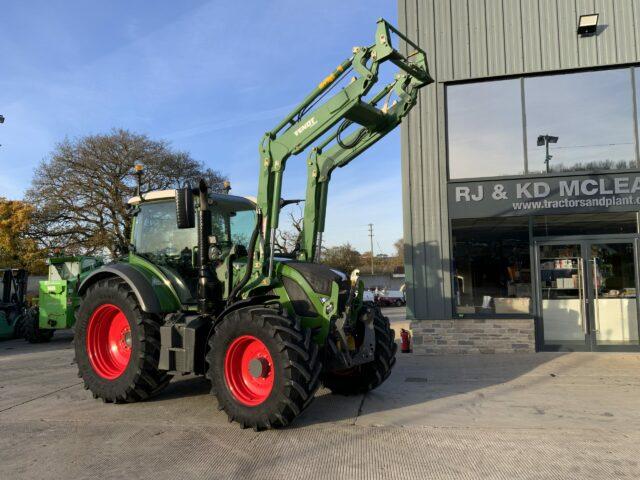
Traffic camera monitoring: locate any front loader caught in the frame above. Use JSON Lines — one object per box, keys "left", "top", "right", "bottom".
{"left": 73, "top": 19, "right": 432, "bottom": 429}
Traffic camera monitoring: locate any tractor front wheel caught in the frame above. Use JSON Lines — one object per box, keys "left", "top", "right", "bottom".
{"left": 321, "top": 307, "right": 397, "bottom": 395}
{"left": 75, "top": 278, "right": 171, "bottom": 403}
{"left": 22, "top": 307, "right": 54, "bottom": 343}
{"left": 207, "top": 306, "right": 321, "bottom": 430}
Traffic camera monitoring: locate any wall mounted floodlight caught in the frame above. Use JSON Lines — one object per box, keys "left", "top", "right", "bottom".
{"left": 577, "top": 14, "right": 599, "bottom": 35}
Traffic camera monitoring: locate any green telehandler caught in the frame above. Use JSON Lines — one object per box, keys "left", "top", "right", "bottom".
{"left": 22, "top": 254, "right": 103, "bottom": 343}
{"left": 73, "top": 19, "right": 432, "bottom": 429}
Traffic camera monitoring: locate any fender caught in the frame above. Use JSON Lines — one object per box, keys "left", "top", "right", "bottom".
{"left": 216, "top": 294, "right": 280, "bottom": 327}
{"left": 206, "top": 295, "right": 280, "bottom": 339}
{"left": 77, "top": 264, "right": 162, "bottom": 314}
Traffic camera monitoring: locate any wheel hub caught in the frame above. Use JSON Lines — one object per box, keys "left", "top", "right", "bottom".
{"left": 86, "top": 304, "right": 132, "bottom": 380}
{"left": 248, "top": 357, "right": 270, "bottom": 378}
{"left": 224, "top": 335, "right": 274, "bottom": 406}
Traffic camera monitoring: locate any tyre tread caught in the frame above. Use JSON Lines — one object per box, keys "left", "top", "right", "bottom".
{"left": 206, "top": 305, "right": 321, "bottom": 430}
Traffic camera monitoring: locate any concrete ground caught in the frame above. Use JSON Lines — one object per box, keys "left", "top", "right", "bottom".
{"left": 1, "top": 308, "right": 639, "bottom": 479}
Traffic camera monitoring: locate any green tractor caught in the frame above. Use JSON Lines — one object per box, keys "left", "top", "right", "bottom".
{"left": 22, "top": 254, "right": 103, "bottom": 343}
{"left": 0, "top": 268, "right": 29, "bottom": 340}
{"left": 73, "top": 19, "right": 432, "bottom": 429}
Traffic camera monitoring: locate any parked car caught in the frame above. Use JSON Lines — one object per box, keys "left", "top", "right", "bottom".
{"left": 362, "top": 290, "right": 376, "bottom": 305}
{"left": 377, "top": 290, "right": 406, "bottom": 307}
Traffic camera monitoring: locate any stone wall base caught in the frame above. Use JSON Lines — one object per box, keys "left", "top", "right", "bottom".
{"left": 409, "top": 318, "right": 535, "bottom": 354}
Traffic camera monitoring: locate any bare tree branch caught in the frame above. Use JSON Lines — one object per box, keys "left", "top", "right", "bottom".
{"left": 26, "top": 129, "right": 227, "bottom": 257}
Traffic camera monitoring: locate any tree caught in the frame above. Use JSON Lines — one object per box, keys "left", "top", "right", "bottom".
{"left": 26, "top": 129, "right": 226, "bottom": 257}
{"left": 393, "top": 238, "right": 404, "bottom": 264}
{"left": 321, "top": 243, "right": 361, "bottom": 274}
{"left": 0, "top": 198, "right": 47, "bottom": 273}
{"left": 274, "top": 206, "right": 303, "bottom": 255}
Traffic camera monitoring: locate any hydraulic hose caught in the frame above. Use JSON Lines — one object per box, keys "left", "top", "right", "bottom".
{"left": 226, "top": 210, "right": 262, "bottom": 306}
{"left": 336, "top": 119, "right": 368, "bottom": 149}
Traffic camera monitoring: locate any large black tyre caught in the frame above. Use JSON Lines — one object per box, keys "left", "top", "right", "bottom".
{"left": 206, "top": 305, "right": 322, "bottom": 430}
{"left": 75, "top": 278, "right": 171, "bottom": 403}
{"left": 322, "top": 307, "right": 397, "bottom": 395}
{"left": 10, "top": 311, "right": 26, "bottom": 339}
{"left": 22, "top": 307, "right": 54, "bottom": 343}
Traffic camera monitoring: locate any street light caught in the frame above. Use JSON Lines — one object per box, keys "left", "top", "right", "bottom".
{"left": 0, "top": 115, "right": 4, "bottom": 124}
{"left": 537, "top": 134, "right": 559, "bottom": 173}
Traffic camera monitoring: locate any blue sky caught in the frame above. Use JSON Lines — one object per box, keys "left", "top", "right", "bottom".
{"left": 0, "top": 0, "right": 404, "bottom": 255}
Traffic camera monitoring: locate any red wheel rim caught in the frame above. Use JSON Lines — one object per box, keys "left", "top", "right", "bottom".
{"left": 86, "top": 304, "right": 132, "bottom": 380}
{"left": 224, "top": 335, "right": 274, "bottom": 406}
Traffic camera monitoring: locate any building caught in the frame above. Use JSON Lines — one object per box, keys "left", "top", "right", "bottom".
{"left": 360, "top": 273, "right": 406, "bottom": 292}
{"left": 399, "top": 0, "right": 640, "bottom": 354}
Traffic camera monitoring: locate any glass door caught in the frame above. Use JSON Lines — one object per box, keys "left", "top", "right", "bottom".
{"left": 588, "top": 242, "right": 640, "bottom": 348}
{"left": 535, "top": 237, "right": 640, "bottom": 351}
{"left": 537, "top": 244, "right": 587, "bottom": 349}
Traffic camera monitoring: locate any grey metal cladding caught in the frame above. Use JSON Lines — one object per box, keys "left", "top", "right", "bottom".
{"left": 410, "top": 0, "right": 639, "bottom": 83}
{"left": 398, "top": 0, "right": 640, "bottom": 319}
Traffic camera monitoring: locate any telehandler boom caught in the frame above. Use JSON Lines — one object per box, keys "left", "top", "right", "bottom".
{"left": 73, "top": 19, "right": 431, "bottom": 430}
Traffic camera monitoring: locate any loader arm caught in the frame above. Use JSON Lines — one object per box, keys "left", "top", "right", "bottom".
{"left": 298, "top": 71, "right": 426, "bottom": 262}
{"left": 254, "top": 18, "right": 432, "bottom": 283}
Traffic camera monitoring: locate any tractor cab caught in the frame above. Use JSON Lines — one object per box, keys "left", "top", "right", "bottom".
{"left": 128, "top": 189, "right": 256, "bottom": 308}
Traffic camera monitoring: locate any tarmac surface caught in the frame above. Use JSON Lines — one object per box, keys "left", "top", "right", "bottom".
{"left": 1, "top": 307, "right": 639, "bottom": 479}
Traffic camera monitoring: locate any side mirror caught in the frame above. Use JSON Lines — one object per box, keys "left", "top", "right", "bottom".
{"left": 175, "top": 186, "right": 195, "bottom": 229}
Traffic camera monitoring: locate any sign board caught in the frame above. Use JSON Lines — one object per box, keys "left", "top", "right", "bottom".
{"left": 448, "top": 172, "right": 640, "bottom": 219}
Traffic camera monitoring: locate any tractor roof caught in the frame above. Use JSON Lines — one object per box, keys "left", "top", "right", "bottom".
{"left": 128, "top": 189, "right": 256, "bottom": 208}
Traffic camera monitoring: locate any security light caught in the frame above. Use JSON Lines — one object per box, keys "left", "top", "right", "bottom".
{"left": 577, "top": 14, "right": 599, "bottom": 35}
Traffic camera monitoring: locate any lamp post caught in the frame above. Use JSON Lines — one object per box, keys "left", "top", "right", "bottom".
{"left": 537, "top": 134, "right": 559, "bottom": 173}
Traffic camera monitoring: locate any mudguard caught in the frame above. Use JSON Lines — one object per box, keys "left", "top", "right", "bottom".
{"left": 77, "top": 263, "right": 162, "bottom": 314}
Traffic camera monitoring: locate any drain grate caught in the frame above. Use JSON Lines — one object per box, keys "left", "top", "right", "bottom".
{"left": 404, "top": 377, "right": 428, "bottom": 383}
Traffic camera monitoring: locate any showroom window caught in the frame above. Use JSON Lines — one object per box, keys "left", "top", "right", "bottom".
{"left": 452, "top": 217, "right": 531, "bottom": 316}
{"left": 447, "top": 67, "right": 640, "bottom": 180}
{"left": 447, "top": 79, "right": 525, "bottom": 179}
{"left": 525, "top": 69, "right": 636, "bottom": 174}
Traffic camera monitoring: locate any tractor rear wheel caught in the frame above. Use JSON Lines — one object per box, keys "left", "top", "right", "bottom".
{"left": 206, "top": 306, "right": 322, "bottom": 430}
{"left": 22, "top": 307, "right": 54, "bottom": 343}
{"left": 321, "top": 307, "right": 397, "bottom": 395}
{"left": 75, "top": 278, "right": 171, "bottom": 403}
